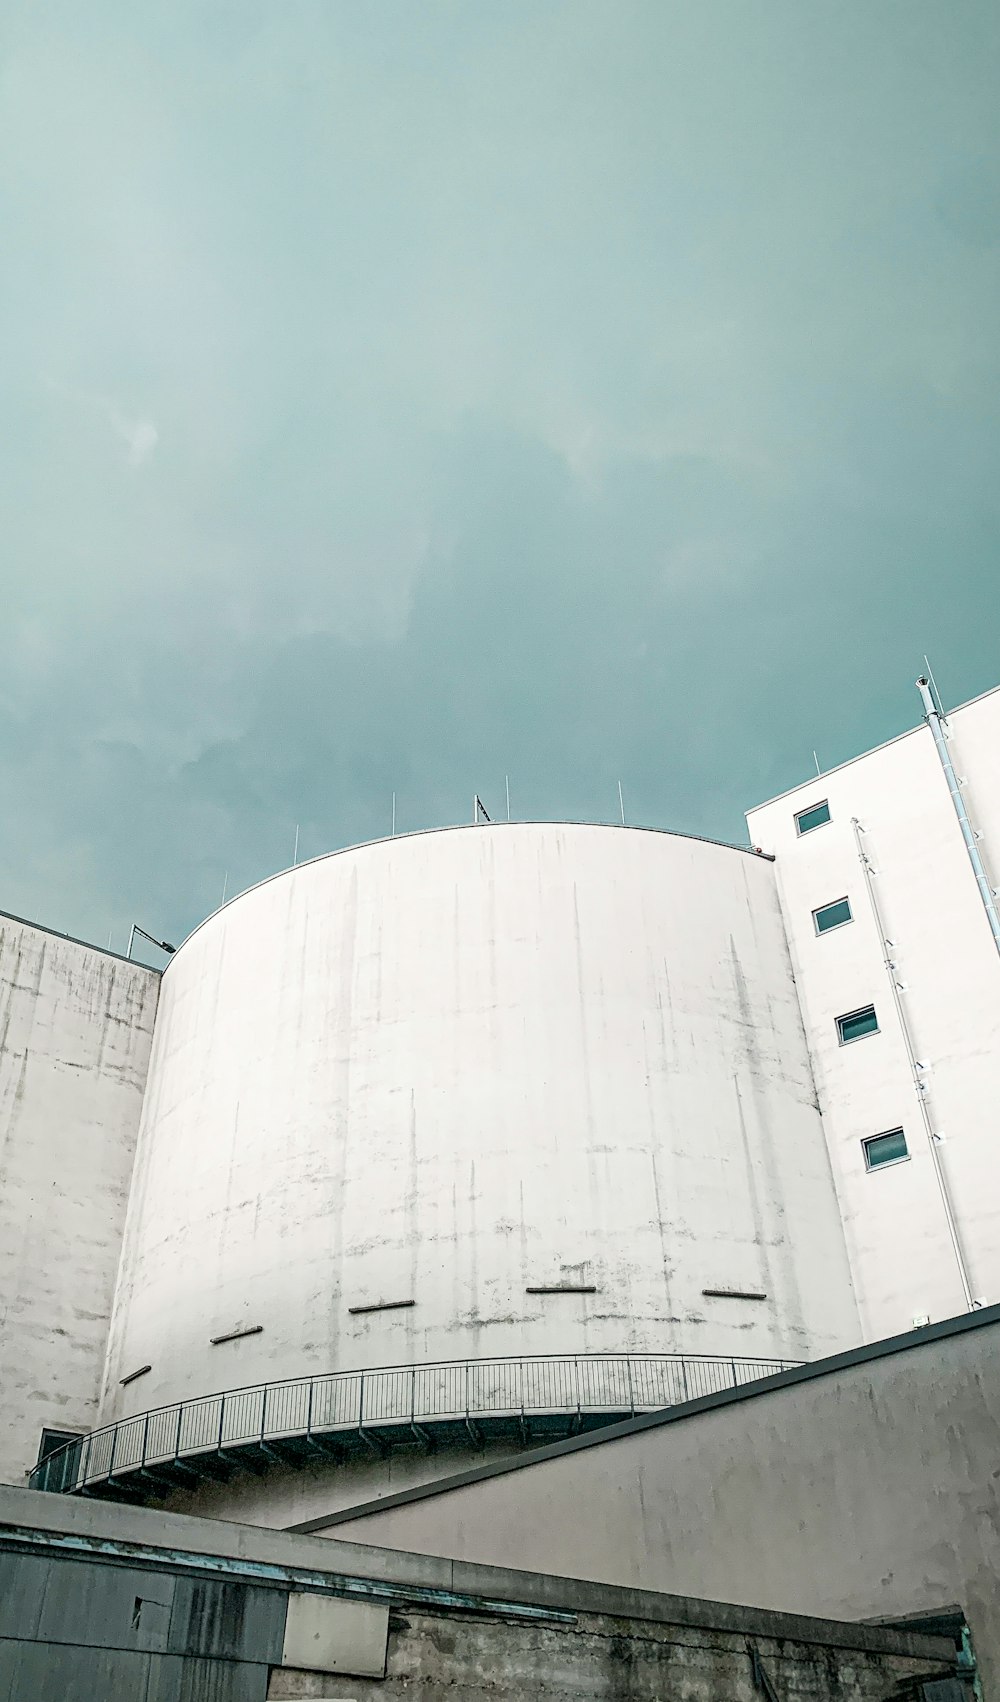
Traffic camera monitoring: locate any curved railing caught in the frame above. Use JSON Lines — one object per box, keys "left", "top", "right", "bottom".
{"left": 30, "top": 1350, "right": 800, "bottom": 1498}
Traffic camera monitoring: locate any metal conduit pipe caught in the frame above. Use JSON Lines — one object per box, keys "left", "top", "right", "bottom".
{"left": 852, "top": 819, "right": 976, "bottom": 1313}
{"left": 916, "top": 677, "right": 1000, "bottom": 957}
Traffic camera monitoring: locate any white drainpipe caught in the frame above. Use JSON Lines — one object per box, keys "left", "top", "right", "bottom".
{"left": 916, "top": 677, "right": 1000, "bottom": 957}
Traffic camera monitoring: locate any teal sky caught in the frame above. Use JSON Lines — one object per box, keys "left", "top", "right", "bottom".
{"left": 2, "top": 1, "right": 999, "bottom": 957}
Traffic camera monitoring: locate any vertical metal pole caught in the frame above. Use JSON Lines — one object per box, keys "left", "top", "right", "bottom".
{"left": 221, "top": 870, "right": 228, "bottom": 906}
{"left": 126, "top": 925, "right": 136, "bottom": 962}
{"left": 293, "top": 824, "right": 299, "bottom": 866}
{"left": 618, "top": 780, "right": 626, "bottom": 826}
{"left": 505, "top": 775, "right": 510, "bottom": 822}
{"left": 916, "top": 678, "right": 1000, "bottom": 957}
{"left": 391, "top": 793, "right": 396, "bottom": 837}
{"left": 852, "top": 818, "right": 976, "bottom": 1309}
{"left": 813, "top": 751, "right": 821, "bottom": 777}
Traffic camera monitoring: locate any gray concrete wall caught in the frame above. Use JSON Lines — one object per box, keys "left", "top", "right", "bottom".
{"left": 270, "top": 1608, "right": 956, "bottom": 1702}
{"left": 0, "top": 1546, "right": 286, "bottom": 1700}
{"left": 160, "top": 1434, "right": 539, "bottom": 1530}
{"left": 323, "top": 1308, "right": 1000, "bottom": 1696}
{"left": 0, "top": 1485, "right": 959, "bottom": 1702}
{"left": 0, "top": 916, "right": 159, "bottom": 1484}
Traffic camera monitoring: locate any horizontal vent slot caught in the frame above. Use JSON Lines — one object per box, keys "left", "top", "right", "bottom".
{"left": 348, "top": 1299, "right": 416, "bottom": 1316}
{"left": 526, "top": 1285, "right": 598, "bottom": 1295}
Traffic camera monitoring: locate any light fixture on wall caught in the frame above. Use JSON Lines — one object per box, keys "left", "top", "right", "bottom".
{"left": 126, "top": 925, "right": 176, "bottom": 961}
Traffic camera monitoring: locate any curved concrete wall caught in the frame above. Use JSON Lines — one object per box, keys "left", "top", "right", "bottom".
{"left": 101, "top": 824, "right": 859, "bottom": 1423}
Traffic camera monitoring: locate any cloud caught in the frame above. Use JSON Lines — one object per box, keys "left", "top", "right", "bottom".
{"left": 107, "top": 406, "right": 159, "bottom": 467}
{"left": 39, "top": 378, "right": 159, "bottom": 467}
{"left": 0, "top": 0, "right": 998, "bottom": 954}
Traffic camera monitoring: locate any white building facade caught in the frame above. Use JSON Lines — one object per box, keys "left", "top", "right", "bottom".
{"left": 746, "top": 680, "right": 1000, "bottom": 1346}
{"left": 2, "top": 676, "right": 998, "bottom": 1523}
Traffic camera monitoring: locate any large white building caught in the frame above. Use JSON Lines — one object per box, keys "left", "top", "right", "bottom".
{"left": 2, "top": 675, "right": 998, "bottom": 1527}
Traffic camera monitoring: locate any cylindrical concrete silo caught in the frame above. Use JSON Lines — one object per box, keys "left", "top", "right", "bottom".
{"left": 95, "top": 823, "right": 859, "bottom": 1523}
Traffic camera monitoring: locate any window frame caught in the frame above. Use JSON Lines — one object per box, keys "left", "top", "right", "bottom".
{"left": 836, "top": 1003, "right": 880, "bottom": 1045}
{"left": 862, "top": 1128, "right": 909, "bottom": 1171}
{"left": 813, "top": 896, "right": 853, "bottom": 935}
{"left": 794, "top": 799, "right": 831, "bottom": 836}
{"left": 36, "top": 1427, "right": 83, "bottom": 1466}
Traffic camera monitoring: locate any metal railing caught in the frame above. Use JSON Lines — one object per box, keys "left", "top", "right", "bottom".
{"left": 29, "top": 1351, "right": 799, "bottom": 1497}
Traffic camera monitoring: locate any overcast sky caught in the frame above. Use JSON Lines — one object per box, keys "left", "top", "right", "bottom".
{"left": 2, "top": 1, "right": 999, "bottom": 958}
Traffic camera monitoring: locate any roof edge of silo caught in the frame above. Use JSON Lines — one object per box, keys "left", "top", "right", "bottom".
{"left": 161, "top": 819, "right": 773, "bottom": 975}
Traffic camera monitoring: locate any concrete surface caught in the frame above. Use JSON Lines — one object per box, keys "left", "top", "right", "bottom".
{"left": 0, "top": 1483, "right": 961, "bottom": 1702}
{"left": 268, "top": 1609, "right": 958, "bottom": 1702}
{"left": 0, "top": 914, "right": 158, "bottom": 1484}
{"left": 747, "top": 683, "right": 1000, "bottom": 1339}
{"left": 280, "top": 1595, "right": 387, "bottom": 1678}
{"left": 160, "top": 1435, "right": 542, "bottom": 1529}
{"left": 101, "top": 822, "right": 860, "bottom": 1439}
{"left": 319, "top": 1303, "right": 1000, "bottom": 1696}
{"left": 0, "top": 1480, "right": 958, "bottom": 1659}
{"left": 0, "top": 1545, "right": 286, "bottom": 1700}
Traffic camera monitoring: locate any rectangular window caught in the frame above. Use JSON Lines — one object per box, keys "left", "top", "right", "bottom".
{"left": 795, "top": 799, "right": 831, "bottom": 835}
{"left": 36, "top": 1428, "right": 81, "bottom": 1465}
{"left": 863, "top": 1128, "right": 909, "bottom": 1170}
{"left": 837, "top": 1004, "right": 879, "bottom": 1044}
{"left": 35, "top": 1429, "right": 83, "bottom": 1493}
{"left": 813, "top": 896, "right": 852, "bottom": 934}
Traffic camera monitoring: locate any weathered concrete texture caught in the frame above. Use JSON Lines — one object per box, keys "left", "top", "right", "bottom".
{"left": 0, "top": 916, "right": 159, "bottom": 1484}
{"left": 323, "top": 1306, "right": 1000, "bottom": 1696}
{"left": 0, "top": 1484, "right": 959, "bottom": 1702}
{"left": 270, "top": 1610, "right": 955, "bottom": 1702}
{"left": 102, "top": 822, "right": 859, "bottom": 1441}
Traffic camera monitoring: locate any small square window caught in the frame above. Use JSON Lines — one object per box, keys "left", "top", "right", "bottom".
{"left": 837, "top": 1004, "right": 879, "bottom": 1044}
{"left": 863, "top": 1128, "right": 909, "bottom": 1170}
{"left": 813, "top": 897, "right": 852, "bottom": 934}
{"left": 795, "top": 799, "right": 831, "bottom": 835}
